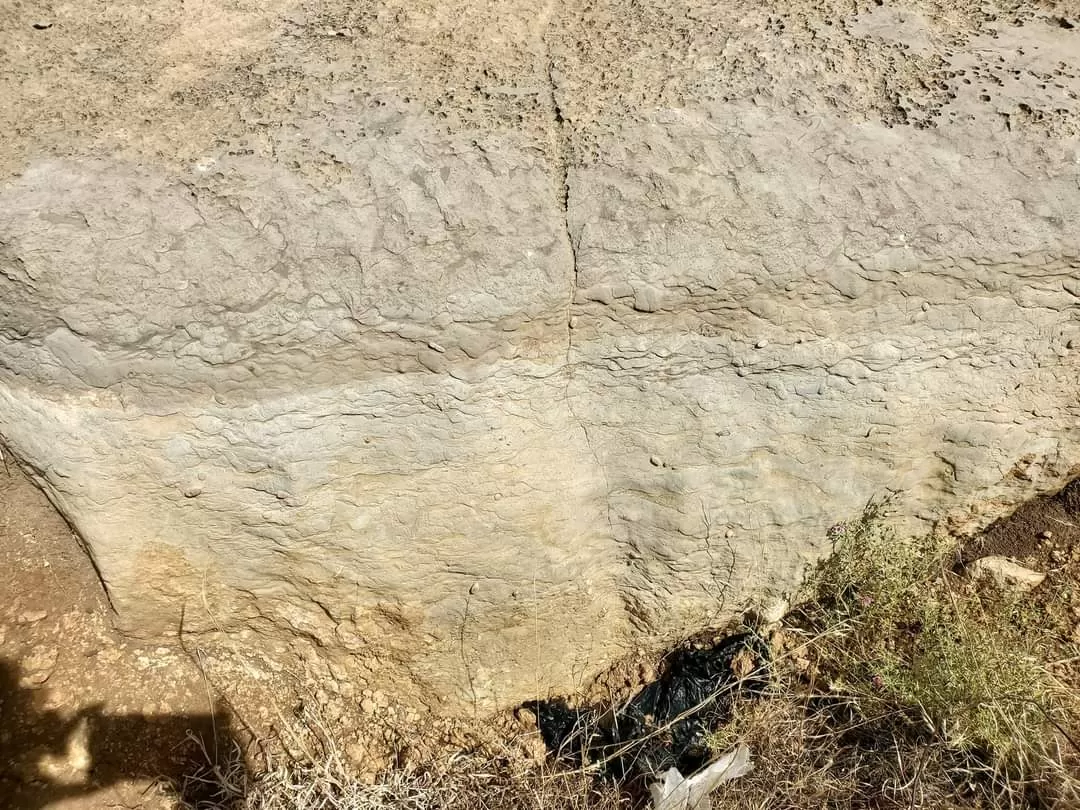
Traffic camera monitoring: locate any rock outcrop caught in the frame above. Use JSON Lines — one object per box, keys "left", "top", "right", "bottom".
{"left": 1, "top": 0, "right": 1078, "bottom": 707}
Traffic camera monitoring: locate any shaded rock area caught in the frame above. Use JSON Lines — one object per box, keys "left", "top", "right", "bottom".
{"left": 1, "top": 0, "right": 1079, "bottom": 708}
{"left": 963, "top": 477, "right": 1080, "bottom": 681}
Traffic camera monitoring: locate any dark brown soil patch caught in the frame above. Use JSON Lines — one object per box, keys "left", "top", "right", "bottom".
{"left": 962, "top": 477, "right": 1080, "bottom": 565}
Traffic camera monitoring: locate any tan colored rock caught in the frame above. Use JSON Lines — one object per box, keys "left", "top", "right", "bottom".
{"left": 19, "top": 646, "right": 58, "bottom": 687}
{"left": 17, "top": 609, "right": 48, "bottom": 624}
{"left": 1, "top": 0, "right": 1079, "bottom": 709}
{"left": 968, "top": 556, "right": 1047, "bottom": 592}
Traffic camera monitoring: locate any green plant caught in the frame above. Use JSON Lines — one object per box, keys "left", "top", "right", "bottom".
{"left": 794, "top": 498, "right": 1080, "bottom": 803}
{"left": 798, "top": 498, "right": 1072, "bottom": 792}
{"left": 703, "top": 498, "right": 1079, "bottom": 809}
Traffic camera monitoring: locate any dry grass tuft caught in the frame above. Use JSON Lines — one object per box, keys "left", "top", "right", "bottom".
{"left": 178, "top": 747, "right": 626, "bottom": 810}
{"left": 173, "top": 718, "right": 626, "bottom": 810}
{"left": 235, "top": 754, "right": 623, "bottom": 810}
{"left": 706, "top": 692, "right": 982, "bottom": 809}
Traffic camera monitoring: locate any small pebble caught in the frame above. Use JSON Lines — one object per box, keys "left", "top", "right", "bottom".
{"left": 20, "top": 646, "right": 58, "bottom": 687}
{"left": 345, "top": 741, "right": 367, "bottom": 766}
{"left": 650, "top": 455, "right": 663, "bottom": 467}
{"left": 18, "top": 609, "right": 47, "bottom": 624}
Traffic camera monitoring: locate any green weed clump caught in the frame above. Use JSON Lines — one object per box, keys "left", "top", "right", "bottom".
{"left": 805, "top": 500, "right": 1051, "bottom": 764}
{"left": 795, "top": 498, "right": 1076, "bottom": 798}
{"left": 704, "top": 498, "right": 1079, "bottom": 810}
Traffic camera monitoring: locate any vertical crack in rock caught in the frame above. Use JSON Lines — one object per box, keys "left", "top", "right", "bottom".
{"left": 540, "top": 9, "right": 577, "bottom": 365}
{"left": 578, "top": 418, "right": 619, "bottom": 542}
{"left": 540, "top": 3, "right": 618, "bottom": 555}
{"left": 551, "top": 65, "right": 575, "bottom": 346}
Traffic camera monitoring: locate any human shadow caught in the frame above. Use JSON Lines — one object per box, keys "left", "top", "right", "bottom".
{"left": 0, "top": 656, "right": 248, "bottom": 809}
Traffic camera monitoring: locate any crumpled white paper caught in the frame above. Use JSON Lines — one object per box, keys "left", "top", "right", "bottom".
{"left": 648, "top": 744, "right": 753, "bottom": 810}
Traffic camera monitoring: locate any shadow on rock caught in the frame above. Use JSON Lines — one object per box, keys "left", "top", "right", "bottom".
{"left": 0, "top": 656, "right": 247, "bottom": 809}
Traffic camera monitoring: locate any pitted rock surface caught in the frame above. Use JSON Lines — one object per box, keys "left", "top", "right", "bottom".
{"left": 1, "top": 0, "right": 1078, "bottom": 707}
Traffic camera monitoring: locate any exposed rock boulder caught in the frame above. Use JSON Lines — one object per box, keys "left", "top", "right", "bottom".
{"left": 1, "top": 0, "right": 1078, "bottom": 707}
{"left": 968, "top": 556, "right": 1047, "bottom": 592}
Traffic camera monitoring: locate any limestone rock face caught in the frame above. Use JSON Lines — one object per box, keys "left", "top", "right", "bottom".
{"left": 1, "top": 0, "right": 1079, "bottom": 707}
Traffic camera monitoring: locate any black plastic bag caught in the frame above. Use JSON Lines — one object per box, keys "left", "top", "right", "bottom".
{"left": 526, "top": 632, "right": 770, "bottom": 779}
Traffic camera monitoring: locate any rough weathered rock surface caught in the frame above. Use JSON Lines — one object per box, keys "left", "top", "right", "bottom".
{"left": 968, "top": 556, "right": 1047, "bottom": 591}
{"left": 1, "top": 0, "right": 1079, "bottom": 707}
